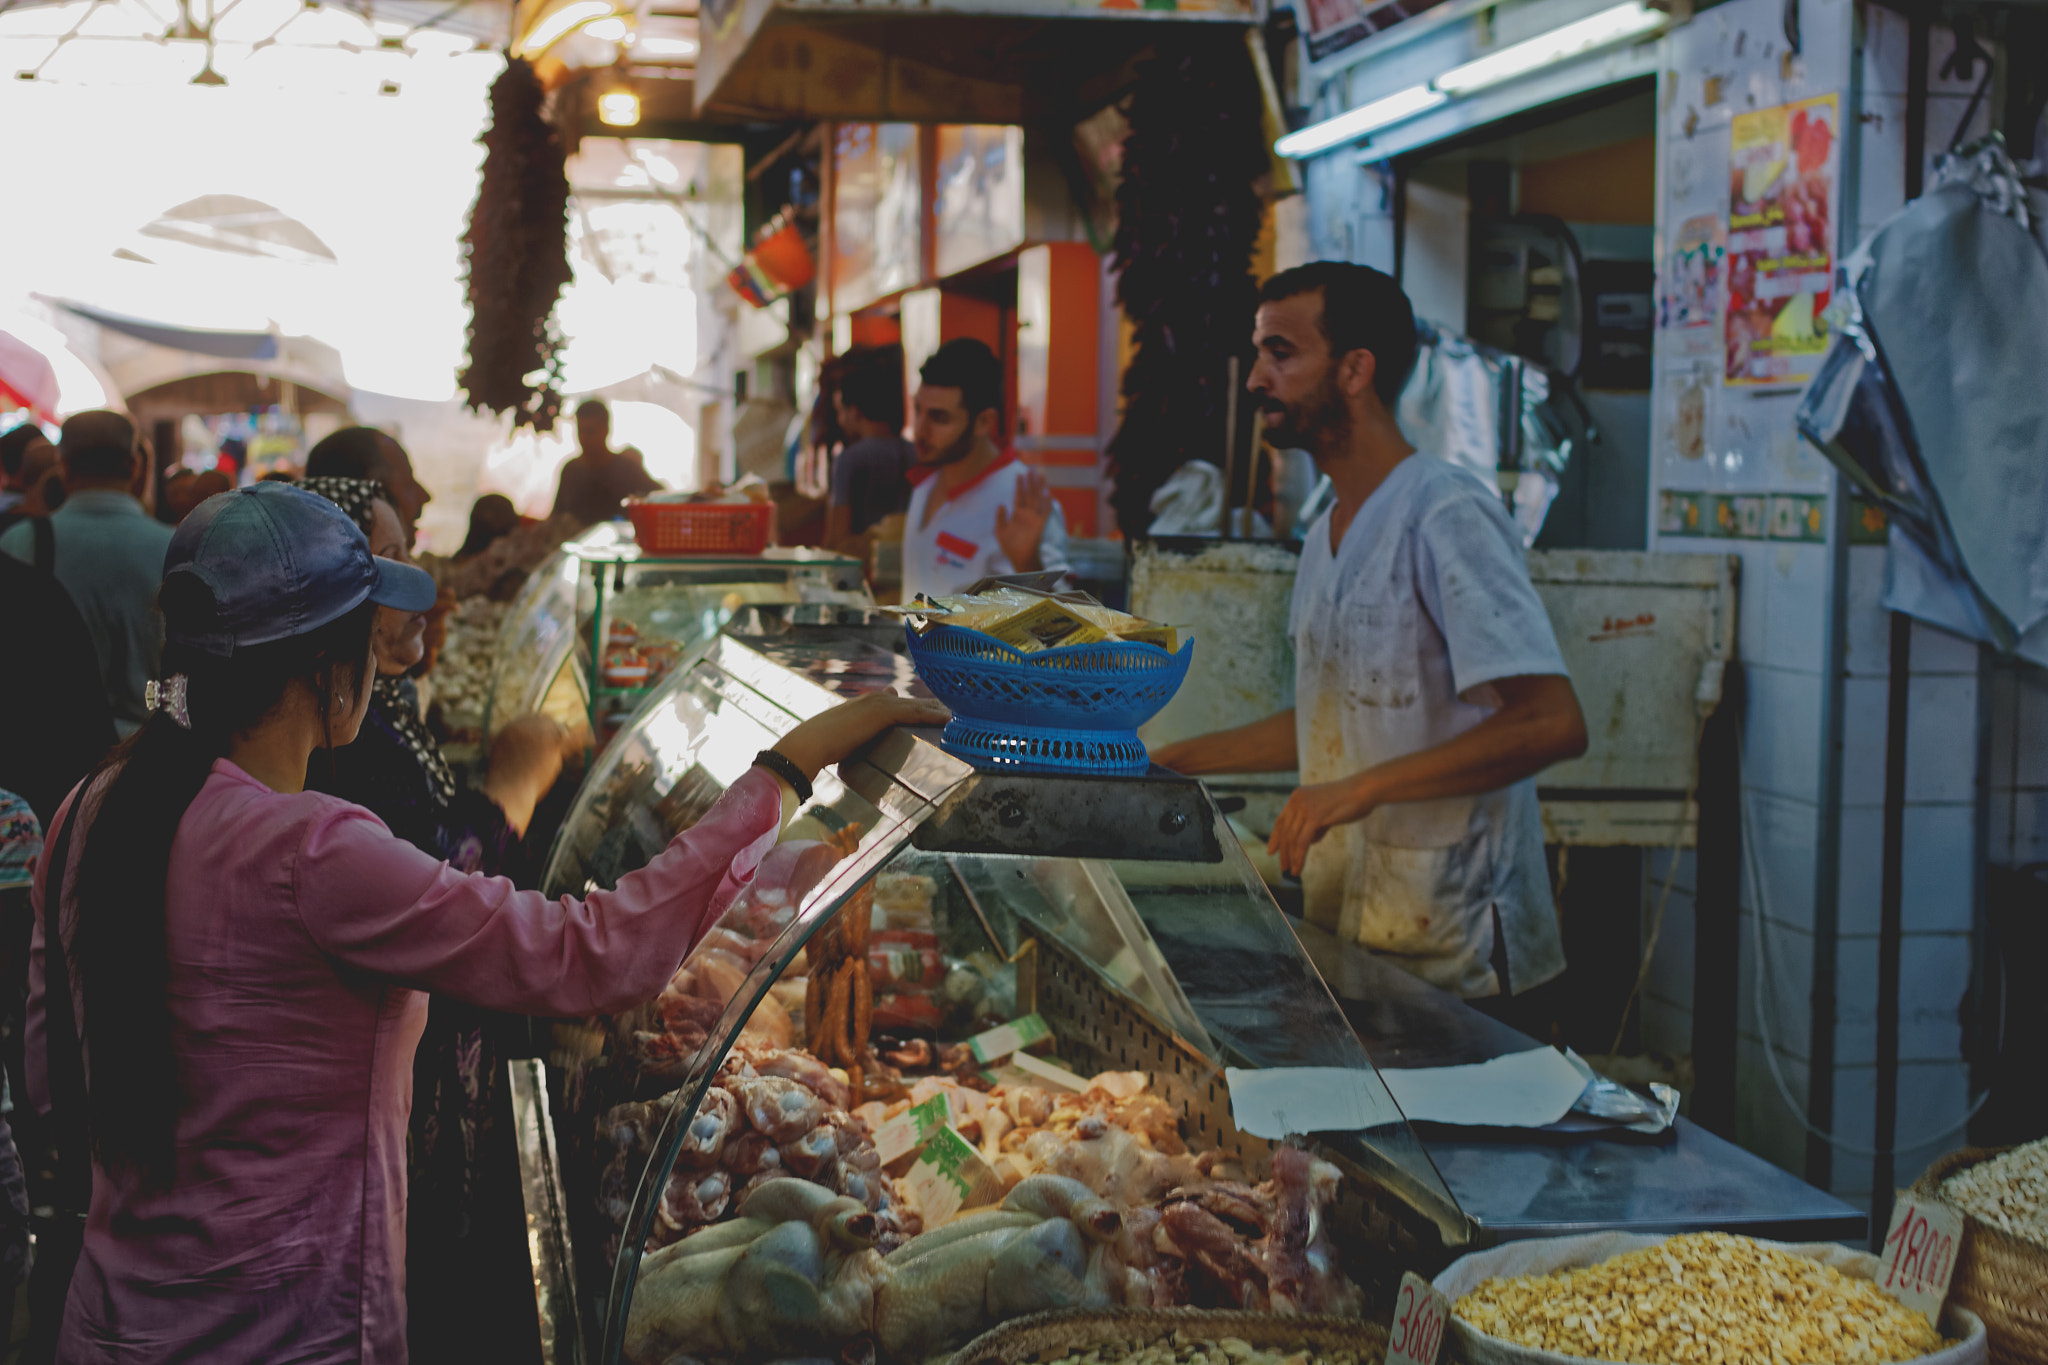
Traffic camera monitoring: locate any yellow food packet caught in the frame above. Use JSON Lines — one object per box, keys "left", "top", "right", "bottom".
{"left": 988, "top": 600, "right": 1110, "bottom": 653}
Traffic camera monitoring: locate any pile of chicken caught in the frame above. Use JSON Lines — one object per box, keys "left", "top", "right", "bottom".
{"left": 595, "top": 1042, "right": 920, "bottom": 1266}
{"left": 610, "top": 1058, "right": 1363, "bottom": 1363}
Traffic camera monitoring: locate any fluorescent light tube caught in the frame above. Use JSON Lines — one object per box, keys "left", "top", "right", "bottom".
{"left": 519, "top": 0, "right": 615, "bottom": 55}
{"left": 1275, "top": 84, "right": 1447, "bottom": 159}
{"left": 1432, "top": 1, "right": 1664, "bottom": 95}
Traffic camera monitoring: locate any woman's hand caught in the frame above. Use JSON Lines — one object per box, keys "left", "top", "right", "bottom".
{"left": 771, "top": 692, "right": 950, "bottom": 783}
{"left": 480, "top": 713, "right": 570, "bottom": 834}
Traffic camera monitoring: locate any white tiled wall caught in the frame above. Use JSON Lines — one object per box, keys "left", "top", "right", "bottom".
{"left": 1649, "top": 0, "right": 1989, "bottom": 1203}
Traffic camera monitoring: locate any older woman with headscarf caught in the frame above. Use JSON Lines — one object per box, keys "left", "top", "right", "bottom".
{"left": 296, "top": 475, "right": 567, "bottom": 1361}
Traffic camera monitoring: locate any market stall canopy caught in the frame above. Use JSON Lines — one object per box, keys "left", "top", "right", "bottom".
{"left": 511, "top": 0, "right": 1261, "bottom": 124}
{"left": 48, "top": 298, "right": 351, "bottom": 414}
{"left": 0, "top": 310, "right": 121, "bottom": 417}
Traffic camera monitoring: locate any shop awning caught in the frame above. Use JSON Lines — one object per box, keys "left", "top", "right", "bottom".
{"left": 57, "top": 300, "right": 280, "bottom": 362}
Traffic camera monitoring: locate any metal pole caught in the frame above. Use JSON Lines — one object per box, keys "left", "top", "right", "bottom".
{"left": 1873, "top": 614, "right": 1911, "bottom": 1245}
{"left": 1218, "top": 355, "right": 1241, "bottom": 537}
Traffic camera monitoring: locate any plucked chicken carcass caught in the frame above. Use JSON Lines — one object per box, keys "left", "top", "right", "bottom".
{"left": 625, "top": 1177, "right": 890, "bottom": 1365}
{"left": 591, "top": 1043, "right": 917, "bottom": 1262}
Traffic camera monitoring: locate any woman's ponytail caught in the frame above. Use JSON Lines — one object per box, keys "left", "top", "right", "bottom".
{"left": 69, "top": 599, "right": 376, "bottom": 1184}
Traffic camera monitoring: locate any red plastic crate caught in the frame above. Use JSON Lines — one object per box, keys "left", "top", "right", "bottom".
{"left": 624, "top": 499, "right": 772, "bottom": 555}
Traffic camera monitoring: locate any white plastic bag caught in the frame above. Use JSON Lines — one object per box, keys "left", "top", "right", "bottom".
{"left": 1433, "top": 1231, "right": 1986, "bottom": 1365}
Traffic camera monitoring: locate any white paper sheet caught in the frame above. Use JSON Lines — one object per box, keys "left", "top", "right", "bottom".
{"left": 1378, "top": 1046, "right": 1591, "bottom": 1128}
{"left": 1223, "top": 1066, "right": 1408, "bottom": 1139}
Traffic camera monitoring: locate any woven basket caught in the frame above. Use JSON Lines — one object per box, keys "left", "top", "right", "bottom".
{"left": 948, "top": 1307, "right": 1389, "bottom": 1365}
{"left": 1913, "top": 1147, "right": 2048, "bottom": 1365}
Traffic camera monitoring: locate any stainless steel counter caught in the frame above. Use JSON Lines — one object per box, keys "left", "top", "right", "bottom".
{"left": 1289, "top": 916, "right": 1868, "bottom": 1245}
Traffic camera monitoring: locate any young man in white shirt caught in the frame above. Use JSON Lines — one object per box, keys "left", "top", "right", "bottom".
{"left": 1152, "top": 263, "right": 1588, "bottom": 1005}
{"left": 902, "top": 338, "right": 1069, "bottom": 599}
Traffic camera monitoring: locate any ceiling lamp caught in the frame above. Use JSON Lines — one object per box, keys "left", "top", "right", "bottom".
{"left": 517, "top": 0, "right": 615, "bottom": 56}
{"left": 597, "top": 84, "right": 641, "bottom": 127}
{"left": 1433, "top": 1, "right": 1665, "bottom": 95}
{"left": 583, "top": 15, "right": 630, "bottom": 41}
{"left": 632, "top": 35, "right": 696, "bottom": 58}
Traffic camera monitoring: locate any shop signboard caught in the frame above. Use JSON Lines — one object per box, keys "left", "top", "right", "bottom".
{"left": 933, "top": 124, "right": 1025, "bottom": 279}
{"left": 1725, "top": 93, "right": 1837, "bottom": 386}
{"left": 834, "top": 122, "right": 922, "bottom": 313}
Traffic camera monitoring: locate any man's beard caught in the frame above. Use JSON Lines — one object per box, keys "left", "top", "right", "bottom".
{"left": 1260, "top": 372, "right": 1351, "bottom": 457}
{"left": 917, "top": 425, "right": 979, "bottom": 469}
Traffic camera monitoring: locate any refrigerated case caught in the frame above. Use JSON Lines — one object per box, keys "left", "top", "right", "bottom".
{"left": 481, "top": 534, "right": 870, "bottom": 743}
{"left": 524, "top": 605, "right": 1473, "bottom": 1365}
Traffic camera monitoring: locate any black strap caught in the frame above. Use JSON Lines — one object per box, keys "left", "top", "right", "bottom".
{"left": 752, "top": 748, "right": 812, "bottom": 804}
{"left": 29, "top": 516, "right": 53, "bottom": 577}
{"left": 36, "top": 800, "right": 91, "bottom": 1208}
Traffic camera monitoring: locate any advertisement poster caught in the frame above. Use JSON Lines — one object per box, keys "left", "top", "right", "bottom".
{"left": 1725, "top": 93, "right": 1837, "bottom": 385}
{"left": 1659, "top": 213, "right": 1725, "bottom": 336}
{"left": 832, "top": 123, "right": 921, "bottom": 314}
{"left": 1303, "top": 0, "right": 1448, "bottom": 63}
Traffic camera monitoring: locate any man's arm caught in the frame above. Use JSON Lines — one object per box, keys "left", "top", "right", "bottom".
{"left": 1266, "top": 673, "right": 1586, "bottom": 875}
{"left": 1150, "top": 709, "right": 1298, "bottom": 776}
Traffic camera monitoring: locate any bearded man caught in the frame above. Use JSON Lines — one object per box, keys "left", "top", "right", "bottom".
{"left": 901, "top": 338, "right": 1068, "bottom": 599}
{"left": 1152, "top": 263, "right": 1587, "bottom": 1005}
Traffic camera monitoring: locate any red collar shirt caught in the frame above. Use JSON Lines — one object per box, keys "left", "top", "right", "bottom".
{"left": 902, "top": 453, "right": 1070, "bottom": 599}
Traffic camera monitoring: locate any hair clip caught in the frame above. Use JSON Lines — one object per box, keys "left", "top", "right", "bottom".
{"left": 145, "top": 674, "right": 192, "bottom": 731}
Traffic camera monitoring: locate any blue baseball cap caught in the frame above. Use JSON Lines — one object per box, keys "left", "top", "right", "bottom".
{"left": 162, "top": 483, "right": 439, "bottom": 656}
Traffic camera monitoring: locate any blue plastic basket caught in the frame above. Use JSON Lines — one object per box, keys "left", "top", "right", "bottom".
{"left": 904, "top": 623, "right": 1193, "bottom": 771}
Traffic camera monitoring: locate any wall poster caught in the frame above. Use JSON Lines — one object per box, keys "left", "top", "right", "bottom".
{"left": 1725, "top": 92, "right": 1837, "bottom": 385}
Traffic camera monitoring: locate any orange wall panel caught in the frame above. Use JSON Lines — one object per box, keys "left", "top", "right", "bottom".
{"left": 1518, "top": 136, "right": 1656, "bottom": 224}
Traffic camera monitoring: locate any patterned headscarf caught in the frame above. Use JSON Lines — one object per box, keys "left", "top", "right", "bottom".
{"left": 297, "top": 475, "right": 386, "bottom": 536}
{"left": 299, "top": 476, "right": 457, "bottom": 809}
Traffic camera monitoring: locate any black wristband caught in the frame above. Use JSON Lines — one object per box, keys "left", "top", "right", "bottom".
{"left": 753, "top": 748, "right": 813, "bottom": 803}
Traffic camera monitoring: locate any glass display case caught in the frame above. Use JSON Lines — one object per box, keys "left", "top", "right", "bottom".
{"left": 524, "top": 607, "right": 1473, "bottom": 1365}
{"left": 482, "top": 530, "right": 870, "bottom": 743}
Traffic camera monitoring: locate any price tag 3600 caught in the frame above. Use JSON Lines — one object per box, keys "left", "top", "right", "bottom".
{"left": 1879, "top": 1193, "right": 1963, "bottom": 1327}
{"left": 1386, "top": 1270, "right": 1450, "bottom": 1365}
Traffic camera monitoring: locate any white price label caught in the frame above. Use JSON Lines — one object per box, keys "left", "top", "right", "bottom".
{"left": 1878, "top": 1193, "right": 1963, "bottom": 1326}
{"left": 966, "top": 1012, "right": 1051, "bottom": 1065}
{"left": 872, "top": 1092, "right": 954, "bottom": 1165}
{"left": 902, "top": 1125, "right": 1002, "bottom": 1226}
{"left": 1386, "top": 1271, "right": 1450, "bottom": 1365}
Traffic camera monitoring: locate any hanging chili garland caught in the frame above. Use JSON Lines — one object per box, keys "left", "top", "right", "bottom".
{"left": 459, "top": 56, "right": 573, "bottom": 431}
{"left": 1107, "top": 42, "right": 1268, "bottom": 537}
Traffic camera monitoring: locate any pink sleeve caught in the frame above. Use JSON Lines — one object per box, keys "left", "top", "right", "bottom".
{"left": 291, "top": 766, "right": 785, "bottom": 1016}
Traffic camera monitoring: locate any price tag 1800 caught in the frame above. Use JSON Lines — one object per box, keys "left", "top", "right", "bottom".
{"left": 1386, "top": 1270, "right": 1450, "bottom": 1365}
{"left": 1879, "top": 1194, "right": 1964, "bottom": 1327}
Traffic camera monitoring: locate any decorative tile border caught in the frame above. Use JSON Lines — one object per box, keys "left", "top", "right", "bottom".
{"left": 1658, "top": 490, "right": 1828, "bottom": 541}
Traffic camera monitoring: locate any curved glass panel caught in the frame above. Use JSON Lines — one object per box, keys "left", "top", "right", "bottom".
{"left": 483, "top": 522, "right": 624, "bottom": 737}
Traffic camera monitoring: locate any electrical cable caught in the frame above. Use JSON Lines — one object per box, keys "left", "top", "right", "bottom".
{"left": 1607, "top": 707, "right": 1709, "bottom": 1058}
{"left": 1740, "top": 716, "right": 2003, "bottom": 1158}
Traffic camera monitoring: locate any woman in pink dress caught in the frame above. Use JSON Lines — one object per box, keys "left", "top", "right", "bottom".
{"left": 26, "top": 483, "right": 942, "bottom": 1363}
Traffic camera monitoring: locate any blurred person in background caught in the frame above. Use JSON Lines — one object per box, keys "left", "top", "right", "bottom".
{"left": 0, "top": 549, "right": 116, "bottom": 825}
{"left": 824, "top": 347, "right": 912, "bottom": 562}
{"left": 456, "top": 492, "right": 521, "bottom": 562}
{"left": 299, "top": 476, "right": 573, "bottom": 1361}
{"left": 551, "top": 398, "right": 660, "bottom": 527}
{"left": 0, "top": 424, "right": 55, "bottom": 536}
{"left": 305, "top": 424, "right": 434, "bottom": 544}
{"left": 0, "top": 412, "right": 175, "bottom": 736}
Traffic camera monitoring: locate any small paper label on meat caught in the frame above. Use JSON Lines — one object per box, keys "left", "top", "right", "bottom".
{"left": 1878, "top": 1194, "right": 1962, "bottom": 1326}
{"left": 904, "top": 1125, "right": 1003, "bottom": 1224}
{"left": 967, "top": 1012, "right": 1051, "bottom": 1065}
{"left": 1387, "top": 1270, "right": 1449, "bottom": 1365}
{"left": 873, "top": 1092, "right": 954, "bottom": 1165}
{"left": 1002, "top": 1052, "right": 1090, "bottom": 1092}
